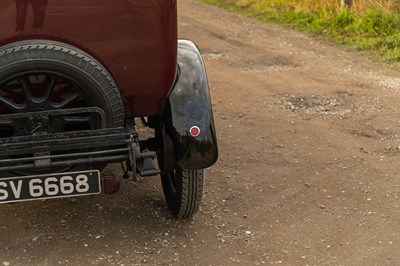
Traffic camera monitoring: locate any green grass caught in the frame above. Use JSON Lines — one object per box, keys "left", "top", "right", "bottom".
{"left": 202, "top": 0, "right": 400, "bottom": 67}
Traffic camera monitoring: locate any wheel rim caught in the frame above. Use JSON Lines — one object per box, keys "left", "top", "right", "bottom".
{"left": 0, "top": 71, "right": 100, "bottom": 137}
{"left": 0, "top": 71, "right": 103, "bottom": 174}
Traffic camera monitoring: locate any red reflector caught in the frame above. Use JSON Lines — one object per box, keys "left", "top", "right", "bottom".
{"left": 189, "top": 126, "right": 201, "bottom": 137}
{"left": 103, "top": 175, "right": 120, "bottom": 195}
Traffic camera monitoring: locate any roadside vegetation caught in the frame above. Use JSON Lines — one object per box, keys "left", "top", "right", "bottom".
{"left": 202, "top": 0, "right": 400, "bottom": 67}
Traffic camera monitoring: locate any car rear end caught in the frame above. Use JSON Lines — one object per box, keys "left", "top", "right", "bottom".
{"left": 0, "top": 0, "right": 218, "bottom": 218}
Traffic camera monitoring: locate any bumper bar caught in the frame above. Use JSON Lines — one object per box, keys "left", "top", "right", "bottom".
{"left": 0, "top": 107, "right": 160, "bottom": 176}
{"left": 0, "top": 126, "right": 159, "bottom": 176}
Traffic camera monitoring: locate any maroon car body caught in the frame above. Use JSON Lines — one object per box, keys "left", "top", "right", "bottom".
{"left": 0, "top": 0, "right": 177, "bottom": 117}
{"left": 0, "top": 0, "right": 217, "bottom": 218}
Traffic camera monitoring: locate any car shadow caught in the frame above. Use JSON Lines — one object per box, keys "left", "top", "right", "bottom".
{"left": 0, "top": 165, "right": 199, "bottom": 264}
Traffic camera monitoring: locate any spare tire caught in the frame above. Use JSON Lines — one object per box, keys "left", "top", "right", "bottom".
{"left": 0, "top": 40, "right": 124, "bottom": 174}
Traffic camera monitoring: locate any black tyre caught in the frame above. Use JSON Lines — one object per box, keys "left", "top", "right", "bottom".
{"left": 0, "top": 40, "right": 124, "bottom": 173}
{"left": 161, "top": 166, "right": 204, "bottom": 218}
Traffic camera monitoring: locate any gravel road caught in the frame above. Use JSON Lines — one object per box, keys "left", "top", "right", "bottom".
{"left": 3, "top": 0, "right": 400, "bottom": 265}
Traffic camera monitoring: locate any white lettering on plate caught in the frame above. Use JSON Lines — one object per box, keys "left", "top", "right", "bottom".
{"left": 29, "top": 179, "right": 44, "bottom": 197}
{"left": 0, "top": 182, "right": 8, "bottom": 200}
{"left": 10, "top": 180, "right": 22, "bottom": 199}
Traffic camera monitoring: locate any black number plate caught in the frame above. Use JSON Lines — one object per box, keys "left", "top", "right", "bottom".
{"left": 0, "top": 170, "right": 101, "bottom": 204}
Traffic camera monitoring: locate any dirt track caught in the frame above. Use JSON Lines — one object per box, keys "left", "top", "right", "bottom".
{"left": 2, "top": 0, "right": 400, "bottom": 265}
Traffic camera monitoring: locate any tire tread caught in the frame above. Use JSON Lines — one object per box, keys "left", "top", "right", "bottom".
{"left": 178, "top": 169, "right": 204, "bottom": 218}
{"left": 0, "top": 40, "right": 124, "bottom": 126}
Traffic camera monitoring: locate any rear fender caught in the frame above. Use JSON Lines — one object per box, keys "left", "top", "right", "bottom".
{"left": 162, "top": 40, "right": 218, "bottom": 170}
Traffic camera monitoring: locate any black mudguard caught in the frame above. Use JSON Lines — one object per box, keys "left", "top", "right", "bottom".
{"left": 162, "top": 40, "right": 218, "bottom": 170}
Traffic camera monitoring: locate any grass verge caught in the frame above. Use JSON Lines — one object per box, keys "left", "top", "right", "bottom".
{"left": 202, "top": 0, "right": 400, "bottom": 68}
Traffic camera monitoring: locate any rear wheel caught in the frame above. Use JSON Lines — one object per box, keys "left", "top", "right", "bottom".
{"left": 0, "top": 40, "right": 124, "bottom": 174}
{"left": 161, "top": 166, "right": 204, "bottom": 218}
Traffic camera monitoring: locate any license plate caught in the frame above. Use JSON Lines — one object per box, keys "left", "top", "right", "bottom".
{"left": 0, "top": 170, "right": 101, "bottom": 204}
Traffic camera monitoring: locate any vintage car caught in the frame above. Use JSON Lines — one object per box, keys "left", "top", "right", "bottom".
{"left": 0, "top": 0, "right": 218, "bottom": 218}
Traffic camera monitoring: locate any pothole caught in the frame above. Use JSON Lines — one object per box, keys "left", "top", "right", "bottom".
{"left": 240, "top": 55, "right": 298, "bottom": 71}
{"left": 279, "top": 95, "right": 351, "bottom": 117}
